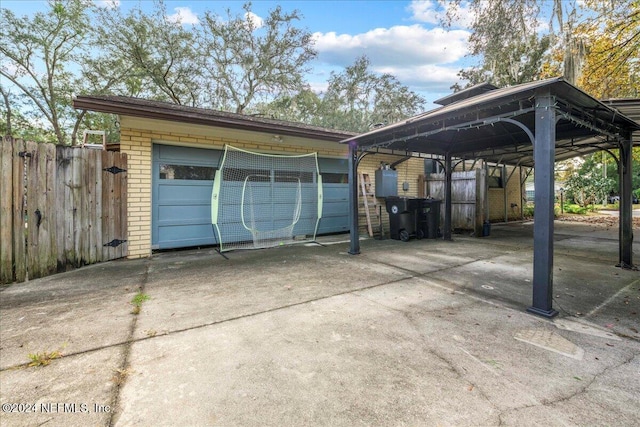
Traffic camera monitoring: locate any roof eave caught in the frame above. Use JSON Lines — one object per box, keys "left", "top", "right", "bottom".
{"left": 73, "top": 96, "right": 354, "bottom": 142}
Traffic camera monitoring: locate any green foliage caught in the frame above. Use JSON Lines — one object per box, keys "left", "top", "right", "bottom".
{"left": 95, "top": 1, "right": 201, "bottom": 106}
{"left": 562, "top": 204, "right": 588, "bottom": 214}
{"left": 131, "top": 292, "right": 150, "bottom": 307}
{"left": 27, "top": 344, "right": 66, "bottom": 367}
{"left": 131, "top": 292, "right": 150, "bottom": 315}
{"left": 198, "top": 2, "right": 317, "bottom": 113}
{"left": 523, "top": 204, "right": 535, "bottom": 217}
{"left": 0, "top": 0, "right": 93, "bottom": 144}
{"left": 28, "top": 350, "right": 62, "bottom": 367}
{"left": 260, "top": 56, "right": 426, "bottom": 133}
{"left": 2, "top": 0, "right": 325, "bottom": 141}
{"left": 445, "top": 0, "right": 550, "bottom": 89}
{"left": 447, "top": 0, "right": 639, "bottom": 97}
{"left": 564, "top": 156, "right": 614, "bottom": 208}
{"left": 578, "top": 0, "right": 640, "bottom": 97}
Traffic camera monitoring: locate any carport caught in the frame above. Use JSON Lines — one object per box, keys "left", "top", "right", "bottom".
{"left": 342, "top": 77, "right": 639, "bottom": 318}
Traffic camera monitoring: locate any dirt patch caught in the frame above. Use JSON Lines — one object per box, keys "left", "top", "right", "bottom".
{"left": 556, "top": 213, "right": 640, "bottom": 228}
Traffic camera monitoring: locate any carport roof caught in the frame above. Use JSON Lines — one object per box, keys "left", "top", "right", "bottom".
{"left": 73, "top": 95, "right": 356, "bottom": 142}
{"left": 342, "top": 77, "right": 639, "bottom": 167}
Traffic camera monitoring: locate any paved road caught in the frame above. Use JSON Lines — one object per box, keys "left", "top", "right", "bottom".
{"left": 598, "top": 208, "right": 640, "bottom": 217}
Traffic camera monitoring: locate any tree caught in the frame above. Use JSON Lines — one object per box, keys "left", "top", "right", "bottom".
{"left": 578, "top": 0, "right": 639, "bottom": 96}
{"left": 445, "top": 0, "right": 551, "bottom": 89}
{"left": 198, "top": 2, "right": 316, "bottom": 113}
{"left": 0, "top": 85, "right": 57, "bottom": 141}
{"left": 95, "top": 0, "right": 202, "bottom": 106}
{"left": 0, "top": 84, "right": 13, "bottom": 136}
{"left": 568, "top": 1, "right": 640, "bottom": 98}
{"left": 564, "top": 155, "right": 614, "bottom": 208}
{"left": 315, "top": 56, "right": 426, "bottom": 132}
{"left": 449, "top": 0, "right": 639, "bottom": 93}
{"left": 0, "top": 0, "right": 92, "bottom": 144}
{"left": 255, "top": 88, "right": 323, "bottom": 123}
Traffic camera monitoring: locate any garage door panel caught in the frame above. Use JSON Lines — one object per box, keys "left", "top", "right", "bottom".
{"left": 156, "top": 145, "right": 222, "bottom": 164}
{"left": 158, "top": 204, "right": 211, "bottom": 223}
{"left": 158, "top": 183, "right": 212, "bottom": 201}
{"left": 317, "top": 181, "right": 348, "bottom": 233}
{"left": 322, "top": 202, "right": 349, "bottom": 216}
{"left": 153, "top": 147, "right": 350, "bottom": 250}
{"left": 318, "top": 217, "right": 349, "bottom": 233}
{"left": 158, "top": 224, "right": 216, "bottom": 249}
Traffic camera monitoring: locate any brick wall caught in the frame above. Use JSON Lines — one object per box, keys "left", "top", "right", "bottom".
{"left": 119, "top": 118, "right": 348, "bottom": 258}
{"left": 487, "top": 166, "right": 525, "bottom": 222}
{"left": 119, "top": 115, "right": 524, "bottom": 256}
{"left": 119, "top": 129, "right": 153, "bottom": 258}
{"left": 356, "top": 155, "right": 425, "bottom": 235}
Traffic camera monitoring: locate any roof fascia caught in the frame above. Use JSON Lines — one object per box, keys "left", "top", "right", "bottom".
{"left": 73, "top": 96, "right": 353, "bottom": 142}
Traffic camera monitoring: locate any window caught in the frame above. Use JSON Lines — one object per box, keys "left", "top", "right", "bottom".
{"left": 488, "top": 176, "right": 504, "bottom": 188}
{"left": 159, "top": 164, "right": 216, "bottom": 180}
{"left": 322, "top": 173, "right": 349, "bottom": 184}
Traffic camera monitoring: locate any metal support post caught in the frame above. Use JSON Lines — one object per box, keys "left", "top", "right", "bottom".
{"left": 618, "top": 132, "right": 634, "bottom": 268}
{"left": 348, "top": 141, "right": 360, "bottom": 255}
{"left": 528, "top": 91, "right": 558, "bottom": 318}
{"left": 443, "top": 152, "right": 452, "bottom": 240}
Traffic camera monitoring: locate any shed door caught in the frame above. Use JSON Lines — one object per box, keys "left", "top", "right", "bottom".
{"left": 152, "top": 145, "right": 222, "bottom": 249}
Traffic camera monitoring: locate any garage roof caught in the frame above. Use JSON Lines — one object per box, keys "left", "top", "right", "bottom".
{"left": 73, "top": 95, "right": 356, "bottom": 142}
{"left": 342, "top": 77, "right": 639, "bottom": 167}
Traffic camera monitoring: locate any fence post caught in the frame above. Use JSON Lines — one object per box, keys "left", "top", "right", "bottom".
{"left": 1, "top": 137, "right": 15, "bottom": 284}
{"left": 10, "top": 138, "right": 27, "bottom": 282}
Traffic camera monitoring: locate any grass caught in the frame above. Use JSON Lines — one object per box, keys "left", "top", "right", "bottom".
{"left": 131, "top": 292, "right": 150, "bottom": 315}
{"left": 112, "top": 368, "right": 131, "bottom": 385}
{"left": 27, "top": 350, "right": 62, "bottom": 367}
{"left": 561, "top": 204, "right": 588, "bottom": 214}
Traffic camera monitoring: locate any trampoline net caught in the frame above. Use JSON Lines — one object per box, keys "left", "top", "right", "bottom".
{"left": 212, "top": 145, "right": 322, "bottom": 252}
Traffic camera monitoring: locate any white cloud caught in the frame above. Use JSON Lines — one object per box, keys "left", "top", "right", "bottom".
{"left": 311, "top": 23, "right": 472, "bottom": 96}
{"left": 313, "top": 25, "right": 470, "bottom": 67}
{"left": 407, "top": 0, "right": 442, "bottom": 24}
{"left": 167, "top": 7, "right": 199, "bottom": 25}
{"left": 1, "top": 60, "right": 20, "bottom": 76}
{"left": 375, "top": 63, "right": 461, "bottom": 91}
{"left": 96, "top": 0, "right": 120, "bottom": 9}
{"left": 244, "top": 11, "right": 264, "bottom": 29}
{"left": 408, "top": 0, "right": 474, "bottom": 29}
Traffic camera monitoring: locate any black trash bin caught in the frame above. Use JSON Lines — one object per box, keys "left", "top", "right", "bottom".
{"left": 419, "top": 199, "right": 441, "bottom": 239}
{"left": 385, "top": 197, "right": 425, "bottom": 241}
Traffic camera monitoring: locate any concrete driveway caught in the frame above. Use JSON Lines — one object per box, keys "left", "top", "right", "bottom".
{"left": 1, "top": 221, "right": 639, "bottom": 426}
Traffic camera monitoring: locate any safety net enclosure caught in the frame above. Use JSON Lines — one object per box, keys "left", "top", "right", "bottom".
{"left": 211, "top": 145, "right": 322, "bottom": 252}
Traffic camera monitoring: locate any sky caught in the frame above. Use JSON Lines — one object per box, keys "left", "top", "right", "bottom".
{"left": 2, "top": 0, "right": 479, "bottom": 109}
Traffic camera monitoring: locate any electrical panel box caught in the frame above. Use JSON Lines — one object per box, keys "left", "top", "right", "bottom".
{"left": 375, "top": 169, "right": 398, "bottom": 197}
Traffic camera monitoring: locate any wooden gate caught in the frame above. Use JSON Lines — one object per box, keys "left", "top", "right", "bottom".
{"left": 0, "top": 137, "right": 127, "bottom": 284}
{"left": 419, "top": 169, "right": 487, "bottom": 236}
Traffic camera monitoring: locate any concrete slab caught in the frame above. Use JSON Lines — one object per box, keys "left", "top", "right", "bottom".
{"left": 116, "top": 291, "right": 500, "bottom": 426}
{"left": 133, "top": 244, "right": 411, "bottom": 339}
{"left": 0, "top": 346, "right": 123, "bottom": 427}
{"left": 0, "top": 260, "right": 145, "bottom": 369}
{"left": 0, "top": 220, "right": 638, "bottom": 426}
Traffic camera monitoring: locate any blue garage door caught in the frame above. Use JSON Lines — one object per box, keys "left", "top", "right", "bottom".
{"left": 152, "top": 145, "right": 222, "bottom": 249}
{"left": 153, "top": 145, "right": 349, "bottom": 249}
{"left": 317, "top": 158, "right": 349, "bottom": 234}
